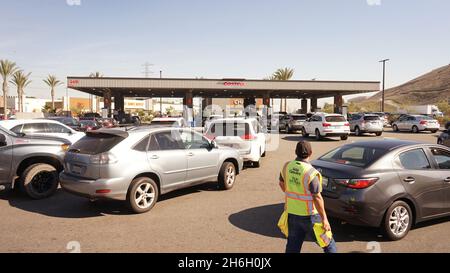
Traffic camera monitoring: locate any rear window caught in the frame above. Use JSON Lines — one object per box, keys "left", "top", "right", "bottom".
{"left": 417, "top": 116, "right": 433, "bottom": 120}
{"left": 151, "top": 120, "right": 179, "bottom": 126}
{"left": 325, "top": 116, "right": 346, "bottom": 122}
{"left": 69, "top": 133, "right": 125, "bottom": 155}
{"left": 364, "top": 116, "right": 380, "bottom": 121}
{"left": 209, "top": 122, "right": 251, "bottom": 137}
{"left": 319, "top": 145, "right": 387, "bottom": 167}
{"left": 292, "top": 115, "right": 307, "bottom": 121}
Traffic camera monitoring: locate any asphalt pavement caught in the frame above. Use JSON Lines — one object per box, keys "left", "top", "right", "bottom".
{"left": 0, "top": 130, "right": 449, "bottom": 253}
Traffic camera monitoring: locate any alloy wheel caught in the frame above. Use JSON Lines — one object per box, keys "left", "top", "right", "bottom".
{"left": 134, "top": 182, "right": 156, "bottom": 209}
{"left": 225, "top": 165, "right": 236, "bottom": 186}
{"left": 388, "top": 206, "right": 410, "bottom": 237}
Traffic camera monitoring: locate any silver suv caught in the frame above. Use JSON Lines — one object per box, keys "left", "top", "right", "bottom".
{"left": 0, "top": 125, "right": 69, "bottom": 199}
{"left": 349, "top": 114, "right": 383, "bottom": 136}
{"left": 60, "top": 127, "right": 244, "bottom": 213}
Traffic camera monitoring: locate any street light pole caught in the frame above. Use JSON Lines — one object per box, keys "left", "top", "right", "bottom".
{"left": 379, "top": 59, "right": 390, "bottom": 112}
{"left": 159, "top": 70, "right": 162, "bottom": 116}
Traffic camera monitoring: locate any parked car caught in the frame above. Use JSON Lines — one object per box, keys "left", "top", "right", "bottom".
{"left": 392, "top": 115, "right": 440, "bottom": 133}
{"left": 204, "top": 115, "right": 223, "bottom": 131}
{"left": 0, "top": 119, "right": 85, "bottom": 145}
{"left": 285, "top": 114, "right": 307, "bottom": 133}
{"left": 204, "top": 118, "right": 266, "bottom": 167}
{"left": 312, "top": 139, "right": 450, "bottom": 240}
{"left": 301, "top": 113, "right": 350, "bottom": 140}
{"left": 101, "top": 118, "right": 117, "bottom": 128}
{"left": 79, "top": 120, "right": 102, "bottom": 132}
{"left": 151, "top": 117, "right": 188, "bottom": 127}
{"left": 0, "top": 125, "right": 69, "bottom": 199}
{"left": 278, "top": 114, "right": 292, "bottom": 132}
{"left": 47, "top": 116, "right": 82, "bottom": 131}
{"left": 437, "top": 129, "right": 450, "bottom": 147}
{"left": 349, "top": 114, "right": 383, "bottom": 136}
{"left": 60, "top": 127, "right": 243, "bottom": 213}
{"left": 368, "top": 112, "right": 390, "bottom": 127}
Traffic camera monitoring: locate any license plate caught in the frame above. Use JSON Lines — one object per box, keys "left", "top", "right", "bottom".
{"left": 71, "top": 165, "right": 82, "bottom": 174}
{"left": 322, "top": 177, "right": 329, "bottom": 188}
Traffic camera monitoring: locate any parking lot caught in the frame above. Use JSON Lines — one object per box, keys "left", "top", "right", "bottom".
{"left": 0, "top": 130, "right": 449, "bottom": 253}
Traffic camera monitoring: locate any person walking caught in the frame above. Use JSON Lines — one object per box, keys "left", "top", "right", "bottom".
{"left": 279, "top": 140, "right": 337, "bottom": 253}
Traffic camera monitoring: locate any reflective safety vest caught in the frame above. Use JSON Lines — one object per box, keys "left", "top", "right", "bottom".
{"left": 282, "top": 161, "right": 322, "bottom": 217}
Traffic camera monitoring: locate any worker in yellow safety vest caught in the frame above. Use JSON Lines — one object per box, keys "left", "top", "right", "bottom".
{"left": 279, "top": 140, "right": 337, "bottom": 253}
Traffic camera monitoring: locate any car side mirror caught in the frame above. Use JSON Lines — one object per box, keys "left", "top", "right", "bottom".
{"left": 210, "top": 140, "right": 218, "bottom": 149}
{"left": 0, "top": 134, "right": 7, "bottom": 147}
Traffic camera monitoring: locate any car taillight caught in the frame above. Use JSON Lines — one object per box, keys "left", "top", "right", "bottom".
{"left": 322, "top": 123, "right": 332, "bottom": 127}
{"left": 204, "top": 134, "right": 215, "bottom": 140}
{"left": 241, "top": 134, "right": 257, "bottom": 140}
{"left": 344, "top": 123, "right": 350, "bottom": 126}
{"left": 420, "top": 120, "right": 428, "bottom": 125}
{"left": 334, "top": 178, "right": 379, "bottom": 189}
{"left": 90, "top": 152, "right": 118, "bottom": 165}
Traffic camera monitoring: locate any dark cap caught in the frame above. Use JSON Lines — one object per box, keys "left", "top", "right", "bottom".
{"left": 295, "top": 141, "right": 312, "bottom": 159}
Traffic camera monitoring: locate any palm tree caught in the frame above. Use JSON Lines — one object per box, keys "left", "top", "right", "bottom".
{"left": 11, "top": 71, "right": 32, "bottom": 112}
{"left": 0, "top": 60, "right": 19, "bottom": 118}
{"left": 43, "top": 75, "right": 62, "bottom": 110}
{"left": 272, "top": 67, "right": 295, "bottom": 81}
{"left": 272, "top": 67, "right": 295, "bottom": 112}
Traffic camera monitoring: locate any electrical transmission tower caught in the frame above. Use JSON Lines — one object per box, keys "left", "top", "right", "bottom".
{"left": 142, "top": 62, "right": 154, "bottom": 78}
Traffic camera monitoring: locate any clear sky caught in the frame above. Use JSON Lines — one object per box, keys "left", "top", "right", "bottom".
{"left": 1, "top": 0, "right": 449, "bottom": 100}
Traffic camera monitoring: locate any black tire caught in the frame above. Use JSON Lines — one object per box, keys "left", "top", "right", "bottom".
{"left": 126, "top": 177, "right": 159, "bottom": 214}
{"left": 340, "top": 135, "right": 349, "bottom": 140}
{"left": 412, "top": 126, "right": 419, "bottom": 133}
{"left": 382, "top": 201, "right": 413, "bottom": 241}
{"left": 431, "top": 130, "right": 438, "bottom": 134}
{"left": 253, "top": 160, "right": 261, "bottom": 168}
{"left": 315, "top": 129, "right": 322, "bottom": 140}
{"left": 375, "top": 132, "right": 383, "bottom": 136}
{"left": 218, "top": 162, "right": 237, "bottom": 190}
{"left": 19, "top": 163, "right": 59, "bottom": 199}
{"left": 393, "top": 124, "right": 399, "bottom": 132}
{"left": 301, "top": 128, "right": 309, "bottom": 138}
{"left": 354, "top": 126, "right": 361, "bottom": 136}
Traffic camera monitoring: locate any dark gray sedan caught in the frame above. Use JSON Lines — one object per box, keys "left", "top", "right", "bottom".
{"left": 312, "top": 140, "right": 450, "bottom": 240}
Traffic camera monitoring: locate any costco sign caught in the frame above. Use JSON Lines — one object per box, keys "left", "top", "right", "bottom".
{"left": 68, "top": 79, "right": 80, "bottom": 86}
{"left": 223, "top": 82, "right": 245, "bottom": 87}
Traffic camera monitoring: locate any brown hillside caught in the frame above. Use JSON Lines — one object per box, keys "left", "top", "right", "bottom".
{"left": 371, "top": 64, "right": 450, "bottom": 105}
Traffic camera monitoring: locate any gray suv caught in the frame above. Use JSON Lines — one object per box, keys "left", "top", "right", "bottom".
{"left": 60, "top": 127, "right": 244, "bottom": 213}
{"left": 0, "top": 125, "right": 69, "bottom": 199}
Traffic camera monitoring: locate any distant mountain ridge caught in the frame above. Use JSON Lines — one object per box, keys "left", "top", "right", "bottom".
{"left": 370, "top": 64, "right": 450, "bottom": 105}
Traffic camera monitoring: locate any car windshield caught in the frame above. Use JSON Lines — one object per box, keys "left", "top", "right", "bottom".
{"left": 0, "top": 125, "right": 17, "bottom": 136}
{"left": 325, "top": 116, "right": 346, "bottom": 122}
{"left": 208, "top": 122, "right": 251, "bottom": 137}
{"left": 319, "top": 145, "right": 387, "bottom": 168}
{"left": 364, "top": 116, "right": 380, "bottom": 121}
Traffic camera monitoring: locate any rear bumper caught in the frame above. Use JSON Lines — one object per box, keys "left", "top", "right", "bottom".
{"left": 323, "top": 132, "right": 349, "bottom": 137}
{"left": 60, "top": 172, "right": 129, "bottom": 201}
{"left": 323, "top": 191, "right": 385, "bottom": 227}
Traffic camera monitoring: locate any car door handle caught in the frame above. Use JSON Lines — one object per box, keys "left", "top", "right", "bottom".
{"left": 444, "top": 178, "right": 450, "bottom": 183}
{"left": 187, "top": 152, "right": 194, "bottom": 157}
{"left": 150, "top": 155, "right": 159, "bottom": 159}
{"left": 403, "top": 177, "right": 416, "bottom": 183}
